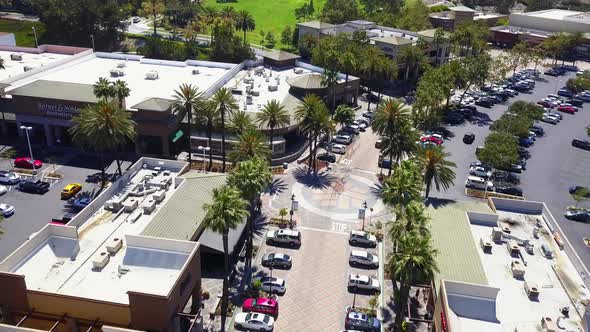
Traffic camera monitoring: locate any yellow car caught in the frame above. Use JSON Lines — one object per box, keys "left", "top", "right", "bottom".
{"left": 61, "top": 183, "right": 82, "bottom": 200}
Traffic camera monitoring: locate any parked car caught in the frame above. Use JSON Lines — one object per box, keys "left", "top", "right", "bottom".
{"left": 242, "top": 297, "right": 279, "bottom": 317}
{"left": 349, "top": 230, "right": 377, "bottom": 248}
{"left": 565, "top": 210, "right": 590, "bottom": 222}
{"left": 475, "top": 98, "right": 494, "bottom": 107}
{"left": 14, "top": 157, "right": 42, "bottom": 169}
{"left": 568, "top": 98, "right": 584, "bottom": 107}
{"left": 51, "top": 212, "right": 76, "bottom": 224}
{"left": 495, "top": 186, "right": 523, "bottom": 196}
{"left": 349, "top": 250, "right": 379, "bottom": 268}
{"left": 261, "top": 252, "right": 292, "bottom": 269}
{"left": 0, "top": 203, "right": 15, "bottom": 217}
{"left": 131, "top": 16, "right": 141, "bottom": 23}
{"left": 333, "top": 134, "right": 353, "bottom": 145}
{"left": 345, "top": 311, "right": 381, "bottom": 331}
{"left": 253, "top": 276, "right": 286, "bottom": 294}
{"left": 266, "top": 229, "right": 301, "bottom": 247}
{"left": 73, "top": 197, "right": 91, "bottom": 210}
{"left": 572, "top": 139, "right": 590, "bottom": 151}
{"left": 0, "top": 170, "right": 20, "bottom": 185}
{"left": 331, "top": 144, "right": 347, "bottom": 154}
{"left": 420, "top": 135, "right": 443, "bottom": 145}
{"left": 465, "top": 176, "right": 494, "bottom": 191}
{"left": 348, "top": 273, "right": 380, "bottom": 292}
{"left": 469, "top": 166, "right": 492, "bottom": 178}
{"left": 317, "top": 152, "right": 336, "bottom": 163}
{"left": 577, "top": 93, "right": 590, "bottom": 102}
{"left": 362, "top": 111, "right": 374, "bottom": 119}
{"left": 19, "top": 180, "right": 50, "bottom": 194}
{"left": 530, "top": 125, "right": 544, "bottom": 136}
{"left": 61, "top": 183, "right": 82, "bottom": 200}
{"left": 541, "top": 114, "right": 559, "bottom": 124}
{"left": 234, "top": 312, "right": 274, "bottom": 331}
{"left": 463, "top": 132, "right": 475, "bottom": 144}
{"left": 558, "top": 88, "right": 574, "bottom": 98}
{"left": 544, "top": 69, "right": 559, "bottom": 76}
{"left": 557, "top": 105, "right": 577, "bottom": 114}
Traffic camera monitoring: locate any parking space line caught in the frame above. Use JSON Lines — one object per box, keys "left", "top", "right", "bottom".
{"left": 297, "top": 226, "right": 348, "bottom": 236}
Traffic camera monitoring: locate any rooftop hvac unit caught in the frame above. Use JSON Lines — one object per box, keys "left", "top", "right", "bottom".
{"left": 251, "top": 90, "right": 260, "bottom": 97}
{"left": 502, "top": 224, "right": 511, "bottom": 234}
{"left": 153, "top": 190, "right": 166, "bottom": 203}
{"left": 192, "top": 69, "right": 200, "bottom": 75}
{"left": 246, "top": 95, "right": 253, "bottom": 105}
{"left": 143, "top": 198, "right": 156, "bottom": 214}
{"left": 122, "top": 197, "right": 139, "bottom": 212}
{"left": 110, "top": 68, "right": 124, "bottom": 77}
{"left": 117, "top": 61, "right": 126, "bottom": 68}
{"left": 268, "top": 84, "right": 278, "bottom": 92}
{"left": 524, "top": 281, "right": 539, "bottom": 300}
{"left": 507, "top": 240, "right": 520, "bottom": 257}
{"left": 540, "top": 317, "right": 557, "bottom": 332}
{"left": 129, "top": 209, "right": 142, "bottom": 223}
{"left": 145, "top": 70, "right": 159, "bottom": 80}
{"left": 106, "top": 237, "right": 123, "bottom": 254}
{"left": 92, "top": 251, "right": 110, "bottom": 269}
{"left": 491, "top": 227, "right": 503, "bottom": 242}
{"left": 293, "top": 68, "right": 303, "bottom": 74}
{"left": 510, "top": 260, "right": 525, "bottom": 278}
{"left": 24, "top": 65, "right": 36, "bottom": 72}
{"left": 10, "top": 53, "right": 22, "bottom": 61}
{"left": 479, "top": 237, "right": 492, "bottom": 253}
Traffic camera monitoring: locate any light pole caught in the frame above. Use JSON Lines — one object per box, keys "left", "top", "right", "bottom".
{"left": 352, "top": 292, "right": 357, "bottom": 309}
{"left": 369, "top": 207, "right": 374, "bottom": 227}
{"left": 31, "top": 27, "right": 38, "bottom": 48}
{"left": 361, "top": 201, "right": 367, "bottom": 231}
{"left": 289, "top": 193, "right": 295, "bottom": 229}
{"left": 269, "top": 265, "right": 274, "bottom": 296}
{"left": 90, "top": 34, "right": 95, "bottom": 52}
{"left": 197, "top": 146, "right": 210, "bottom": 172}
{"left": 20, "top": 126, "right": 35, "bottom": 172}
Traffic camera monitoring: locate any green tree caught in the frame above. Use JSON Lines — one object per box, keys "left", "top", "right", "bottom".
{"left": 396, "top": 1, "right": 432, "bottom": 31}
{"left": 140, "top": 0, "right": 166, "bottom": 36}
{"left": 112, "top": 80, "right": 131, "bottom": 109}
{"left": 202, "top": 185, "right": 249, "bottom": 332}
{"left": 69, "top": 101, "right": 136, "bottom": 187}
{"left": 398, "top": 45, "right": 429, "bottom": 82}
{"left": 527, "top": 0, "right": 555, "bottom": 12}
{"left": 281, "top": 26, "right": 293, "bottom": 46}
{"left": 320, "top": 0, "right": 359, "bottom": 23}
{"left": 478, "top": 132, "right": 519, "bottom": 171}
{"left": 220, "top": 6, "right": 237, "bottom": 21}
{"left": 210, "top": 19, "right": 254, "bottom": 62}
{"left": 455, "top": 54, "right": 492, "bottom": 105}
{"left": 295, "top": 94, "right": 333, "bottom": 170}
{"left": 372, "top": 98, "right": 414, "bottom": 174}
{"left": 451, "top": 22, "right": 490, "bottom": 57}
{"left": 265, "top": 32, "right": 276, "bottom": 49}
{"left": 211, "top": 88, "right": 238, "bottom": 172}
{"left": 415, "top": 145, "right": 456, "bottom": 198}
{"left": 381, "top": 160, "right": 422, "bottom": 218}
{"left": 229, "top": 128, "right": 270, "bottom": 164}
{"left": 505, "top": 42, "right": 530, "bottom": 74}
{"left": 572, "top": 187, "right": 590, "bottom": 208}
{"left": 197, "top": 101, "right": 219, "bottom": 170}
{"left": 172, "top": 84, "right": 204, "bottom": 166}
{"left": 339, "top": 51, "right": 357, "bottom": 83}
{"left": 1, "top": 148, "right": 16, "bottom": 171}
{"left": 321, "top": 68, "right": 339, "bottom": 112}
{"left": 93, "top": 77, "right": 115, "bottom": 101}
{"left": 256, "top": 100, "right": 290, "bottom": 154}
{"left": 567, "top": 76, "right": 590, "bottom": 93}
{"left": 333, "top": 105, "right": 355, "bottom": 128}
{"left": 229, "top": 110, "right": 255, "bottom": 135}
{"left": 234, "top": 10, "right": 255, "bottom": 44}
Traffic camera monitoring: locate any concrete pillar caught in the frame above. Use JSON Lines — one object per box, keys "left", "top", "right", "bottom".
{"left": 190, "top": 282, "right": 201, "bottom": 314}
{"left": 44, "top": 124, "right": 54, "bottom": 146}
{"left": 65, "top": 316, "right": 79, "bottom": 332}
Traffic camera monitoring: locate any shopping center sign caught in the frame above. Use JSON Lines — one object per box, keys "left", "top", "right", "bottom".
{"left": 38, "top": 103, "right": 81, "bottom": 120}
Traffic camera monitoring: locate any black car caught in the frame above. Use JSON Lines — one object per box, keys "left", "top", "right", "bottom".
{"left": 572, "top": 139, "right": 590, "bottom": 151}
{"left": 495, "top": 186, "right": 523, "bottom": 197}
{"left": 261, "top": 253, "right": 292, "bottom": 269}
{"left": 463, "top": 132, "right": 475, "bottom": 144}
{"left": 475, "top": 98, "right": 494, "bottom": 108}
{"left": 517, "top": 147, "right": 531, "bottom": 159}
{"left": 544, "top": 69, "right": 559, "bottom": 77}
{"left": 530, "top": 125, "right": 544, "bottom": 136}
{"left": 492, "top": 170, "right": 520, "bottom": 185}
{"left": 317, "top": 152, "right": 336, "bottom": 163}
{"left": 568, "top": 98, "right": 584, "bottom": 107}
{"left": 51, "top": 212, "right": 76, "bottom": 224}
{"left": 565, "top": 210, "right": 590, "bottom": 222}
{"left": 19, "top": 180, "right": 50, "bottom": 194}
{"left": 569, "top": 186, "right": 590, "bottom": 196}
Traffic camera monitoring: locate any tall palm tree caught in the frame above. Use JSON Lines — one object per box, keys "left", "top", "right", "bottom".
{"left": 93, "top": 77, "right": 115, "bottom": 101}
{"left": 295, "top": 94, "right": 331, "bottom": 170}
{"left": 227, "top": 157, "right": 272, "bottom": 283}
{"left": 321, "top": 68, "right": 339, "bottom": 112}
{"left": 235, "top": 10, "right": 255, "bottom": 44}
{"left": 112, "top": 80, "right": 130, "bottom": 109}
{"left": 220, "top": 6, "right": 236, "bottom": 21}
{"left": 196, "top": 100, "right": 218, "bottom": 170}
{"left": 0, "top": 57, "right": 6, "bottom": 135}
{"left": 311, "top": 105, "right": 334, "bottom": 167}
{"left": 211, "top": 88, "right": 238, "bottom": 173}
{"left": 229, "top": 110, "right": 255, "bottom": 135}
{"left": 415, "top": 145, "right": 456, "bottom": 199}
{"left": 256, "top": 100, "right": 290, "bottom": 154}
{"left": 69, "top": 101, "right": 136, "bottom": 188}
{"left": 381, "top": 160, "right": 422, "bottom": 219}
{"left": 339, "top": 52, "right": 356, "bottom": 83}
{"left": 361, "top": 46, "right": 382, "bottom": 112}
{"left": 202, "top": 185, "right": 249, "bottom": 332}
{"left": 229, "top": 128, "right": 270, "bottom": 164}
{"left": 172, "top": 84, "right": 204, "bottom": 166}
{"left": 388, "top": 231, "right": 438, "bottom": 330}
{"left": 380, "top": 122, "right": 418, "bottom": 175}
{"left": 398, "top": 46, "right": 429, "bottom": 82}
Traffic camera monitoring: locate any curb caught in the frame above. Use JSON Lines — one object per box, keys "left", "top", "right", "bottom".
{"left": 378, "top": 240, "right": 385, "bottom": 332}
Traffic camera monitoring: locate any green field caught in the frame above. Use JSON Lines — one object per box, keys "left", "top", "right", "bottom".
{"left": 204, "top": 0, "right": 327, "bottom": 47}
{"left": 0, "top": 19, "right": 46, "bottom": 47}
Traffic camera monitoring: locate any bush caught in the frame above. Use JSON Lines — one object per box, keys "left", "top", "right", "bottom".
{"left": 566, "top": 77, "right": 590, "bottom": 93}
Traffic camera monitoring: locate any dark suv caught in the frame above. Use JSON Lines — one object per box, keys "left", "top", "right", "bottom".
{"left": 572, "top": 139, "right": 590, "bottom": 151}
{"left": 19, "top": 180, "right": 50, "bottom": 194}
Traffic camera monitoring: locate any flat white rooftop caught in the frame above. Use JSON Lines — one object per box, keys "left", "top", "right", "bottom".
{"left": 0, "top": 159, "right": 196, "bottom": 304}
{"left": 368, "top": 28, "right": 418, "bottom": 42}
{"left": 519, "top": 9, "right": 587, "bottom": 21}
{"left": 0, "top": 50, "right": 71, "bottom": 81}
{"left": 5, "top": 53, "right": 234, "bottom": 108}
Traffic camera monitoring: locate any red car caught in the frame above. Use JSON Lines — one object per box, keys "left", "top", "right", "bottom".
{"left": 242, "top": 297, "right": 279, "bottom": 317}
{"left": 557, "top": 105, "right": 577, "bottom": 114}
{"left": 14, "top": 157, "right": 42, "bottom": 169}
{"left": 420, "top": 135, "right": 443, "bottom": 145}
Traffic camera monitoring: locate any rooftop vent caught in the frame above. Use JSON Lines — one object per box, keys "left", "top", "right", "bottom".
{"left": 479, "top": 237, "right": 492, "bottom": 253}
{"left": 110, "top": 68, "right": 124, "bottom": 77}
{"left": 117, "top": 61, "right": 126, "bottom": 68}
{"left": 510, "top": 260, "right": 525, "bottom": 278}
{"left": 192, "top": 69, "right": 200, "bottom": 75}
{"left": 10, "top": 54, "right": 22, "bottom": 61}
{"left": 145, "top": 70, "right": 159, "bottom": 80}
{"left": 507, "top": 240, "right": 520, "bottom": 257}
{"left": 525, "top": 281, "right": 539, "bottom": 300}
{"left": 92, "top": 251, "right": 110, "bottom": 269}
{"left": 106, "top": 237, "right": 123, "bottom": 254}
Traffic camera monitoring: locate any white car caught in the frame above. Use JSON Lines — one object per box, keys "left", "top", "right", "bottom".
{"left": 333, "top": 134, "right": 353, "bottom": 145}
{"left": 469, "top": 166, "right": 492, "bottom": 178}
{"left": 234, "top": 312, "right": 274, "bottom": 332}
{"left": 349, "top": 250, "right": 379, "bottom": 268}
{"left": 349, "top": 230, "right": 377, "bottom": 247}
{"left": 0, "top": 203, "right": 15, "bottom": 217}
{"left": 253, "top": 276, "right": 286, "bottom": 294}
{"left": 0, "top": 185, "right": 6, "bottom": 195}
{"left": 344, "top": 124, "right": 360, "bottom": 134}
{"left": 348, "top": 273, "right": 380, "bottom": 292}
{"left": 331, "top": 144, "right": 347, "bottom": 154}
{"left": 0, "top": 171, "right": 20, "bottom": 185}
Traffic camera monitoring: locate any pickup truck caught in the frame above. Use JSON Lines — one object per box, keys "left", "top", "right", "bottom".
{"left": 19, "top": 180, "right": 50, "bottom": 194}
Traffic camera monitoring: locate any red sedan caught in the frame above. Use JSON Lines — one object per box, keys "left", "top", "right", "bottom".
{"left": 242, "top": 297, "right": 279, "bottom": 317}
{"left": 420, "top": 135, "right": 443, "bottom": 145}
{"left": 557, "top": 105, "right": 577, "bottom": 114}
{"left": 14, "top": 157, "right": 42, "bottom": 169}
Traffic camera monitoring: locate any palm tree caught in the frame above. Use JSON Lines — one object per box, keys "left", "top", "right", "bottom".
{"left": 339, "top": 52, "right": 356, "bottom": 83}
{"left": 381, "top": 160, "right": 422, "bottom": 219}
{"left": 321, "top": 68, "right": 339, "bottom": 112}
{"left": 311, "top": 105, "right": 335, "bottom": 167}
{"left": 229, "top": 128, "right": 270, "bottom": 163}
{"left": 69, "top": 101, "right": 136, "bottom": 188}
{"left": 235, "top": 10, "right": 255, "bottom": 44}
{"left": 211, "top": 88, "right": 238, "bottom": 173}
{"left": 196, "top": 100, "right": 218, "bottom": 170}
{"left": 112, "top": 80, "right": 130, "bottom": 109}
{"left": 93, "top": 77, "right": 115, "bottom": 101}
{"left": 172, "top": 84, "right": 204, "bottom": 166}
{"left": 380, "top": 122, "right": 418, "bottom": 175}
{"left": 398, "top": 45, "right": 429, "bottom": 82}
{"left": 202, "top": 185, "right": 249, "bottom": 332}
{"left": 227, "top": 157, "right": 272, "bottom": 283}
{"left": 295, "top": 95, "right": 332, "bottom": 170}
{"left": 388, "top": 231, "right": 438, "bottom": 330}
{"left": 256, "top": 100, "right": 290, "bottom": 154}
{"left": 415, "top": 145, "right": 456, "bottom": 199}
{"left": 361, "top": 46, "right": 382, "bottom": 112}
{"left": 220, "top": 6, "right": 236, "bottom": 21}
{"left": 229, "top": 110, "right": 255, "bottom": 135}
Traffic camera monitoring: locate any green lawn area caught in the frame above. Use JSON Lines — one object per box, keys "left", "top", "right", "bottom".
{"left": 0, "top": 19, "right": 45, "bottom": 47}
{"left": 204, "top": 0, "right": 327, "bottom": 47}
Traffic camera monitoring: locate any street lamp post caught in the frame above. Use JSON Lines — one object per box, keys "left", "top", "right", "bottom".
{"left": 90, "top": 34, "right": 95, "bottom": 52}
{"left": 20, "top": 126, "right": 35, "bottom": 172}
{"left": 31, "top": 27, "right": 38, "bottom": 48}
{"left": 352, "top": 293, "right": 357, "bottom": 309}
{"left": 361, "top": 201, "right": 367, "bottom": 231}
{"left": 269, "top": 265, "right": 273, "bottom": 296}
{"left": 289, "top": 193, "right": 295, "bottom": 229}
{"left": 197, "top": 146, "right": 210, "bottom": 172}
{"left": 369, "top": 207, "right": 374, "bottom": 227}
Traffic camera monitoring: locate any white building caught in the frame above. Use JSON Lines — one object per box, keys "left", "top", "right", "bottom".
{"left": 509, "top": 9, "right": 590, "bottom": 34}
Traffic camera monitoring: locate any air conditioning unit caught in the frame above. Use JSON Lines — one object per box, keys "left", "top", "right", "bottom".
{"left": 480, "top": 237, "right": 492, "bottom": 253}
{"left": 10, "top": 53, "right": 22, "bottom": 61}
{"left": 117, "top": 61, "right": 126, "bottom": 68}
{"left": 145, "top": 70, "right": 159, "bottom": 80}
{"left": 123, "top": 198, "right": 139, "bottom": 212}
{"left": 106, "top": 237, "right": 123, "bottom": 254}
{"left": 192, "top": 69, "right": 200, "bottom": 75}
{"left": 268, "top": 84, "right": 278, "bottom": 92}
{"left": 153, "top": 190, "right": 166, "bottom": 203}
{"left": 92, "top": 251, "right": 110, "bottom": 269}
{"left": 510, "top": 260, "right": 525, "bottom": 278}
{"left": 491, "top": 227, "right": 503, "bottom": 242}
{"left": 507, "top": 240, "right": 520, "bottom": 257}
{"left": 293, "top": 68, "right": 303, "bottom": 74}
{"left": 110, "top": 68, "right": 124, "bottom": 77}
{"left": 524, "top": 281, "right": 539, "bottom": 300}
{"left": 143, "top": 198, "right": 156, "bottom": 214}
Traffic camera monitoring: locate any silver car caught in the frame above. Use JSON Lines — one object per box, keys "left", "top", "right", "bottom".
{"left": 0, "top": 171, "right": 20, "bottom": 185}
{"left": 349, "top": 250, "right": 379, "bottom": 269}
{"left": 349, "top": 231, "right": 377, "bottom": 248}
{"left": 348, "top": 273, "right": 380, "bottom": 292}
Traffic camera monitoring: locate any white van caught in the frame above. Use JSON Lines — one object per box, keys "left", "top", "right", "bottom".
{"left": 465, "top": 176, "right": 494, "bottom": 191}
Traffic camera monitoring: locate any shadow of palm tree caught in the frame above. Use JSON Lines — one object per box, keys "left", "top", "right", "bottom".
{"left": 424, "top": 197, "right": 456, "bottom": 209}
{"left": 469, "top": 111, "right": 492, "bottom": 126}
{"left": 265, "top": 178, "right": 287, "bottom": 195}
{"left": 292, "top": 167, "right": 335, "bottom": 189}
{"left": 370, "top": 182, "right": 384, "bottom": 199}
{"left": 253, "top": 215, "right": 269, "bottom": 237}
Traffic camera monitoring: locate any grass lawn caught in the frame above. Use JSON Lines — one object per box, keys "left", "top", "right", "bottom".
{"left": 203, "top": 0, "right": 327, "bottom": 48}
{"left": 0, "top": 19, "right": 45, "bottom": 47}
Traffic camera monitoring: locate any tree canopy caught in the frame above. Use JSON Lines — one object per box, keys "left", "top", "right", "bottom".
{"left": 478, "top": 132, "right": 519, "bottom": 170}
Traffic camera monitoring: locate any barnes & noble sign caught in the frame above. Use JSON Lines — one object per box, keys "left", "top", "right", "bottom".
{"left": 38, "top": 103, "right": 80, "bottom": 120}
